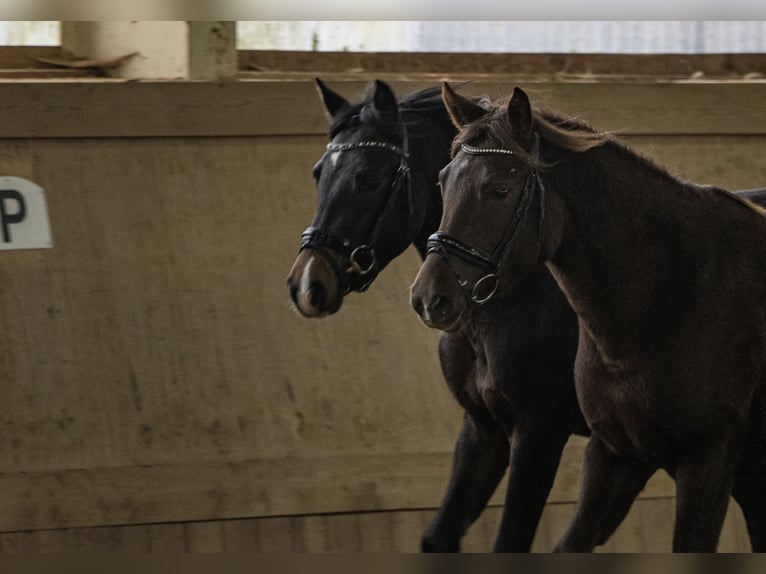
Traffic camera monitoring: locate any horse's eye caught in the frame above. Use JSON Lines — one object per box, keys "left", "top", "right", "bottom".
{"left": 492, "top": 188, "right": 510, "bottom": 199}
{"left": 312, "top": 162, "right": 322, "bottom": 181}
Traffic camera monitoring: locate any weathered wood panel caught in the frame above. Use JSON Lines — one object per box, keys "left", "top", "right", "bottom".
{"left": 0, "top": 80, "right": 766, "bottom": 138}
{"left": 1, "top": 133, "right": 763, "bottom": 530}
{"left": 0, "top": 80, "right": 763, "bottom": 552}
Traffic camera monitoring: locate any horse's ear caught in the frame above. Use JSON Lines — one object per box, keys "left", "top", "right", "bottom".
{"left": 369, "top": 79, "right": 399, "bottom": 120}
{"left": 442, "top": 82, "right": 486, "bottom": 128}
{"left": 507, "top": 87, "right": 534, "bottom": 146}
{"left": 315, "top": 78, "right": 349, "bottom": 119}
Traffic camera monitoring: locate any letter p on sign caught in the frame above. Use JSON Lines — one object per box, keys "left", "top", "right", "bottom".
{"left": 0, "top": 176, "right": 52, "bottom": 250}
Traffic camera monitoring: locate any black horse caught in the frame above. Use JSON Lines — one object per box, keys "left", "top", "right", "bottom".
{"left": 286, "top": 79, "right": 766, "bottom": 551}
{"left": 287, "top": 79, "right": 586, "bottom": 552}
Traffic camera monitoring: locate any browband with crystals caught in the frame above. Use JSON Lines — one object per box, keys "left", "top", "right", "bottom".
{"left": 327, "top": 141, "right": 409, "bottom": 158}
{"left": 461, "top": 143, "right": 515, "bottom": 156}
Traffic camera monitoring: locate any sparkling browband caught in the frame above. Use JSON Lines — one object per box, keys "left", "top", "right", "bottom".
{"left": 328, "top": 141, "right": 409, "bottom": 158}
{"left": 461, "top": 143, "right": 515, "bottom": 156}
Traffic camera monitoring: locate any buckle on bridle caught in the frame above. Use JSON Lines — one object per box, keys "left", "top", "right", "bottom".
{"left": 348, "top": 245, "right": 376, "bottom": 275}
{"left": 471, "top": 274, "right": 499, "bottom": 304}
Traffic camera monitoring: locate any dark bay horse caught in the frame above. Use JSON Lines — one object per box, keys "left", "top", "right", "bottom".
{"left": 286, "top": 79, "right": 588, "bottom": 551}
{"left": 411, "top": 82, "right": 766, "bottom": 552}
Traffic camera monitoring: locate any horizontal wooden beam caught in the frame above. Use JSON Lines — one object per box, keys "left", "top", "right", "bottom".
{"left": 0, "top": 80, "right": 765, "bottom": 139}
{"left": 5, "top": 49, "right": 766, "bottom": 79}
{"left": 241, "top": 51, "right": 766, "bottom": 79}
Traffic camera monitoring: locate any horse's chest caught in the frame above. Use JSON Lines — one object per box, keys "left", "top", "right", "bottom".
{"left": 468, "top": 352, "right": 517, "bottom": 432}
{"left": 481, "top": 384, "right": 517, "bottom": 431}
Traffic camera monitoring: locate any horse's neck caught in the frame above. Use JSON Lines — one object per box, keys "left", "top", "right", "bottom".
{"left": 402, "top": 113, "right": 452, "bottom": 258}
{"left": 547, "top": 146, "right": 697, "bottom": 362}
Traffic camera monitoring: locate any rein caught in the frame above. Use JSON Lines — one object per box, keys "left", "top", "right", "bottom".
{"left": 426, "top": 135, "right": 546, "bottom": 304}
{"left": 299, "top": 137, "right": 412, "bottom": 294}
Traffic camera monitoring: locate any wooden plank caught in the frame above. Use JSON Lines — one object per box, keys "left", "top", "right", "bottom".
{"left": 146, "top": 523, "right": 187, "bottom": 552}
{"left": 4, "top": 48, "right": 766, "bottom": 79}
{"left": 0, "top": 442, "right": 678, "bottom": 533}
{"left": 240, "top": 51, "right": 766, "bottom": 79}
{"left": 0, "top": 447, "right": 569, "bottom": 531}
{"left": 0, "top": 432, "right": 680, "bottom": 534}
{"left": 0, "top": 69, "right": 99, "bottom": 79}
{"left": 0, "top": 80, "right": 766, "bottom": 138}
{"left": 184, "top": 522, "right": 224, "bottom": 552}
{"left": 624, "top": 135, "right": 766, "bottom": 190}
{"left": 0, "top": 498, "right": 750, "bottom": 552}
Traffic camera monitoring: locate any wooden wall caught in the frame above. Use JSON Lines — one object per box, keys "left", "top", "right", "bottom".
{"left": 0, "top": 78, "right": 765, "bottom": 552}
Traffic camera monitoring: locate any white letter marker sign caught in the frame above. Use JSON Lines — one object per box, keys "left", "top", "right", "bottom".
{"left": 0, "top": 176, "right": 53, "bottom": 250}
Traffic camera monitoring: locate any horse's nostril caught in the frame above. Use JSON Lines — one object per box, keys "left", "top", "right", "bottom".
{"left": 287, "top": 278, "right": 298, "bottom": 304}
{"left": 412, "top": 298, "right": 425, "bottom": 318}
{"left": 430, "top": 294, "right": 449, "bottom": 315}
{"left": 309, "top": 280, "right": 327, "bottom": 310}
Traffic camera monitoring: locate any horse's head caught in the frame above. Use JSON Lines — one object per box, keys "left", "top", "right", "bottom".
{"left": 411, "top": 83, "right": 566, "bottom": 331}
{"left": 287, "top": 78, "right": 418, "bottom": 318}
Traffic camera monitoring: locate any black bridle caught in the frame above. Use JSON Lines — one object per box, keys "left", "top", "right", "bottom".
{"left": 299, "top": 138, "right": 412, "bottom": 294}
{"left": 426, "top": 136, "right": 546, "bottom": 304}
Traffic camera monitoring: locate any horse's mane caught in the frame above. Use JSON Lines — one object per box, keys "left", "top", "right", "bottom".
{"left": 328, "top": 100, "right": 365, "bottom": 139}
{"left": 399, "top": 86, "right": 444, "bottom": 114}
{"left": 453, "top": 96, "right": 766, "bottom": 218}
{"left": 697, "top": 185, "right": 766, "bottom": 217}
{"left": 400, "top": 87, "right": 456, "bottom": 144}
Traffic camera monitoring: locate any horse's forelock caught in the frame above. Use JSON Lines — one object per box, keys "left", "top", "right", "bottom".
{"left": 451, "top": 107, "right": 535, "bottom": 163}
{"left": 328, "top": 98, "right": 404, "bottom": 142}
{"left": 328, "top": 102, "right": 363, "bottom": 139}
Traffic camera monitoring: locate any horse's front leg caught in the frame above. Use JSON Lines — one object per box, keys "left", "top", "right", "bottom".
{"left": 673, "top": 434, "right": 742, "bottom": 552}
{"left": 422, "top": 333, "right": 509, "bottom": 552}
{"left": 492, "top": 417, "right": 572, "bottom": 552}
{"left": 554, "top": 436, "right": 657, "bottom": 552}
{"left": 422, "top": 411, "right": 509, "bottom": 552}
